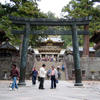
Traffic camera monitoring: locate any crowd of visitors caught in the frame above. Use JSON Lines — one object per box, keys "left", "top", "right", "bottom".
{"left": 36, "top": 56, "right": 63, "bottom": 62}
{"left": 41, "top": 56, "right": 57, "bottom": 62}
{"left": 9, "top": 63, "right": 64, "bottom": 90}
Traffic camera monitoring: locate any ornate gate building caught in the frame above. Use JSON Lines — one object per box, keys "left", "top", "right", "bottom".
{"left": 34, "top": 36, "right": 66, "bottom": 62}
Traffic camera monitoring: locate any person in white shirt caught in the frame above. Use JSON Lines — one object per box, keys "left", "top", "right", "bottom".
{"left": 39, "top": 64, "right": 46, "bottom": 89}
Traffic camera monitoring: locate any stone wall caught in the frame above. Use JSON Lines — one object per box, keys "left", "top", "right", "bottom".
{"left": 0, "top": 57, "right": 12, "bottom": 79}
{"left": 80, "top": 57, "right": 100, "bottom": 80}
{"left": 95, "top": 49, "right": 100, "bottom": 57}
{"left": 1, "top": 53, "right": 100, "bottom": 80}
{"left": 65, "top": 55, "right": 100, "bottom": 80}
{"left": 0, "top": 54, "right": 34, "bottom": 80}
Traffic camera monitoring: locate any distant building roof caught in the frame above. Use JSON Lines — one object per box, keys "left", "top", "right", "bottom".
{"left": 0, "top": 41, "right": 17, "bottom": 51}
{"left": 33, "top": 49, "right": 39, "bottom": 54}
{"left": 59, "top": 49, "right": 66, "bottom": 55}
{"left": 41, "top": 36, "right": 63, "bottom": 43}
{"left": 67, "top": 47, "right": 95, "bottom": 52}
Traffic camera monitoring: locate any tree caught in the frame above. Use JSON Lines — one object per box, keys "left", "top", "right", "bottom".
{"left": 62, "top": 0, "right": 100, "bottom": 30}
{"left": 61, "top": 0, "right": 100, "bottom": 47}
{"left": 46, "top": 11, "right": 57, "bottom": 19}
{"left": 0, "top": 0, "right": 48, "bottom": 47}
{"left": 0, "top": 4, "right": 12, "bottom": 42}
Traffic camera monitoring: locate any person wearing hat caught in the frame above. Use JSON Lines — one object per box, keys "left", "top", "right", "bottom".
{"left": 38, "top": 64, "right": 46, "bottom": 89}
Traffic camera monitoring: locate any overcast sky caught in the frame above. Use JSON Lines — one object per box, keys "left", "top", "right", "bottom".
{"left": 37, "top": 0, "right": 71, "bottom": 17}
{"left": 0, "top": 0, "right": 100, "bottom": 17}
{"left": 0, "top": 0, "right": 71, "bottom": 17}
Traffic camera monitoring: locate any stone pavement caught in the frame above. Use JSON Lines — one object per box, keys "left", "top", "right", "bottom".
{"left": 0, "top": 80, "right": 100, "bottom": 100}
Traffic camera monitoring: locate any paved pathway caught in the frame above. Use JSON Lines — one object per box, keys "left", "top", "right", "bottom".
{"left": 0, "top": 80, "right": 100, "bottom": 100}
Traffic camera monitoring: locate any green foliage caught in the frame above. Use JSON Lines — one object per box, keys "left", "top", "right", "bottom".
{"left": 11, "top": 2, "right": 39, "bottom": 17}
{"left": 62, "top": 0, "right": 94, "bottom": 18}
{"left": 61, "top": 35, "right": 72, "bottom": 48}
{"left": 61, "top": 0, "right": 100, "bottom": 47}
{"left": 46, "top": 11, "right": 57, "bottom": 19}
{"left": 0, "top": 0, "right": 48, "bottom": 47}
{"left": 0, "top": 4, "right": 12, "bottom": 40}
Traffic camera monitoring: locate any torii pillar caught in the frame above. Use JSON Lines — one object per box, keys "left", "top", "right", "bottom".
{"left": 18, "top": 23, "right": 30, "bottom": 85}
{"left": 72, "top": 23, "right": 83, "bottom": 86}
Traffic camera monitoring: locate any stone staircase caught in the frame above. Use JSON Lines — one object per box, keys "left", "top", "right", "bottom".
{"left": 34, "top": 59, "right": 66, "bottom": 80}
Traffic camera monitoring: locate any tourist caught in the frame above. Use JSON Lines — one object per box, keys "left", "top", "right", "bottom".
{"left": 10, "top": 64, "right": 19, "bottom": 90}
{"left": 38, "top": 64, "right": 46, "bottom": 89}
{"left": 57, "top": 67, "right": 61, "bottom": 79}
{"left": 46, "top": 69, "right": 51, "bottom": 79}
{"left": 62, "top": 64, "right": 65, "bottom": 71}
{"left": 32, "top": 67, "right": 38, "bottom": 85}
{"left": 57, "top": 65, "right": 61, "bottom": 69}
{"left": 50, "top": 65, "right": 58, "bottom": 89}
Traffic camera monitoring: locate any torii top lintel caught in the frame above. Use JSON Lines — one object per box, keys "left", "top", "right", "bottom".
{"left": 9, "top": 16, "right": 90, "bottom": 26}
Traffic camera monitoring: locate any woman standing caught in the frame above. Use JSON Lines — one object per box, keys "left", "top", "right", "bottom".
{"left": 50, "top": 65, "right": 58, "bottom": 89}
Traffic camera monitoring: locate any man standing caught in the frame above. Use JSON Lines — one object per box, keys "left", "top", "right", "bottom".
{"left": 32, "top": 67, "right": 38, "bottom": 85}
{"left": 10, "top": 64, "right": 19, "bottom": 90}
{"left": 39, "top": 64, "right": 46, "bottom": 89}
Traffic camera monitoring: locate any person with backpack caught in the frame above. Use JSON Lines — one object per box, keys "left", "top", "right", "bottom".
{"left": 47, "top": 69, "right": 51, "bottom": 79}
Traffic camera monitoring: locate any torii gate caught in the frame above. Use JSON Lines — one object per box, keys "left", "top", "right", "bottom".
{"left": 10, "top": 16, "right": 90, "bottom": 86}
